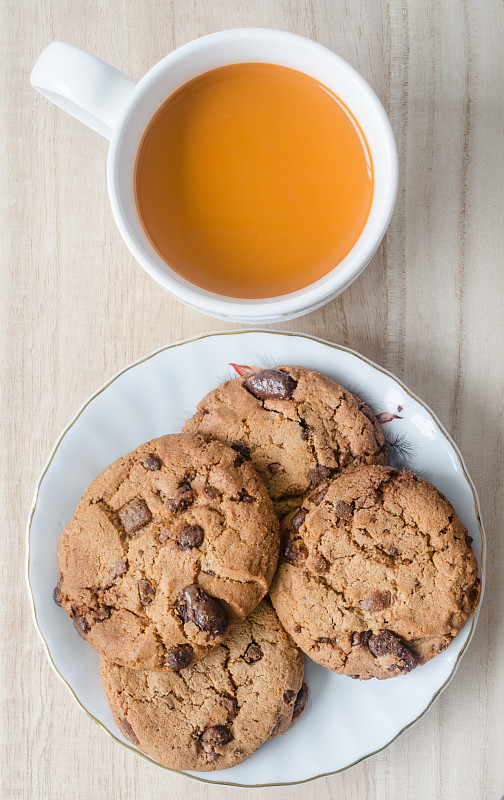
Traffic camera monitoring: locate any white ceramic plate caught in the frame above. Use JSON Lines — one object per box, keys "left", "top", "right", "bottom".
{"left": 26, "top": 330, "right": 485, "bottom": 787}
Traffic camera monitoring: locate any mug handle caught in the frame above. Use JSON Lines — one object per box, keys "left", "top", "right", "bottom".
{"left": 30, "top": 41, "right": 137, "bottom": 140}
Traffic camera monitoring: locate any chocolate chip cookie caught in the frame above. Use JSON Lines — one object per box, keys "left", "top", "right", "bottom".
{"left": 183, "top": 366, "right": 387, "bottom": 518}
{"left": 100, "top": 600, "right": 307, "bottom": 771}
{"left": 54, "top": 433, "right": 280, "bottom": 670}
{"left": 270, "top": 465, "right": 480, "bottom": 679}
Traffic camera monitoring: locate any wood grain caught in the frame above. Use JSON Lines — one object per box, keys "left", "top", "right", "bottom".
{"left": 2, "top": 1, "right": 503, "bottom": 798}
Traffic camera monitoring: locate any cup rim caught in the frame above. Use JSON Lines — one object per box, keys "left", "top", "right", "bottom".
{"left": 107, "top": 28, "right": 398, "bottom": 319}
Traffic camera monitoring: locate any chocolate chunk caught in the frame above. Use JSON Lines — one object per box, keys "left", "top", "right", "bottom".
{"left": 138, "top": 579, "right": 155, "bottom": 605}
{"left": 300, "top": 422, "right": 314, "bottom": 440}
{"left": 53, "top": 578, "right": 63, "bottom": 606}
{"left": 238, "top": 489, "right": 254, "bottom": 503}
{"left": 309, "top": 484, "right": 329, "bottom": 505}
{"left": 351, "top": 630, "right": 372, "bottom": 646}
{"left": 143, "top": 455, "right": 162, "bottom": 471}
{"left": 291, "top": 509, "right": 307, "bottom": 530}
{"left": 465, "top": 533, "right": 473, "bottom": 547}
{"left": 158, "top": 529, "right": 170, "bottom": 543}
{"left": 221, "top": 696, "right": 238, "bottom": 715}
{"left": 70, "top": 606, "right": 91, "bottom": 636}
{"left": 176, "top": 584, "right": 228, "bottom": 637}
{"left": 165, "top": 643, "right": 194, "bottom": 670}
{"left": 361, "top": 404, "right": 377, "bottom": 424}
{"left": 283, "top": 689, "right": 296, "bottom": 704}
{"left": 367, "top": 630, "right": 418, "bottom": 672}
{"left": 244, "top": 368, "right": 297, "bottom": 401}
{"left": 318, "top": 636, "right": 339, "bottom": 645}
{"left": 92, "top": 604, "right": 112, "bottom": 621}
{"left": 307, "top": 465, "right": 332, "bottom": 486}
{"left": 267, "top": 462, "right": 281, "bottom": 474}
{"left": 169, "top": 484, "right": 193, "bottom": 512}
{"left": 204, "top": 485, "right": 221, "bottom": 500}
{"left": 388, "top": 545, "right": 399, "bottom": 557}
{"left": 466, "top": 580, "right": 481, "bottom": 607}
{"left": 292, "top": 682, "right": 309, "bottom": 721}
{"left": 231, "top": 440, "right": 251, "bottom": 460}
{"left": 360, "top": 591, "right": 392, "bottom": 612}
{"left": 311, "top": 555, "right": 329, "bottom": 573}
{"left": 120, "top": 718, "right": 139, "bottom": 745}
{"left": 335, "top": 501, "right": 352, "bottom": 519}
{"left": 118, "top": 498, "right": 152, "bottom": 533}
{"left": 243, "top": 643, "right": 263, "bottom": 663}
{"left": 200, "top": 725, "right": 233, "bottom": 749}
{"left": 283, "top": 536, "right": 308, "bottom": 561}
{"left": 177, "top": 524, "right": 204, "bottom": 550}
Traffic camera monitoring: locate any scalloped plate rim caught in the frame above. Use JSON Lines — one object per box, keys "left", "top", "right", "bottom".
{"left": 25, "top": 329, "right": 486, "bottom": 788}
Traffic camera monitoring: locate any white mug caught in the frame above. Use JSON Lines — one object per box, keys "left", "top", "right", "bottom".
{"left": 31, "top": 29, "right": 398, "bottom": 323}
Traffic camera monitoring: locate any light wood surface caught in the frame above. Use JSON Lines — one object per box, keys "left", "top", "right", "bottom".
{"left": 2, "top": 1, "right": 503, "bottom": 798}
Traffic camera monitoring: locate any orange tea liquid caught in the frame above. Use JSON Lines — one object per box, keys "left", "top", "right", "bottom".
{"left": 134, "top": 63, "right": 373, "bottom": 298}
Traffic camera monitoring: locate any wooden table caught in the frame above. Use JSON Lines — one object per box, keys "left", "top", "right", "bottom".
{"left": 2, "top": 1, "right": 503, "bottom": 798}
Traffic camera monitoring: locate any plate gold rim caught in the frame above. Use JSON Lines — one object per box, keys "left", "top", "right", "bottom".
{"left": 25, "top": 328, "right": 486, "bottom": 788}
